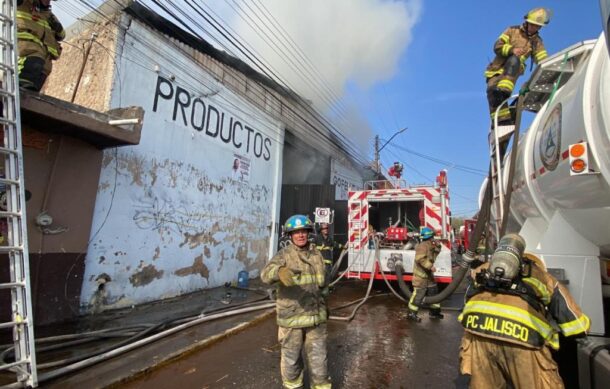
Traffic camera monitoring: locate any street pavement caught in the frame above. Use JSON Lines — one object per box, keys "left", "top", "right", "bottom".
{"left": 122, "top": 280, "right": 469, "bottom": 389}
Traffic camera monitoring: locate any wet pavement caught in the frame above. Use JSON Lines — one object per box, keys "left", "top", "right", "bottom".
{"left": 122, "top": 280, "right": 470, "bottom": 389}
{"left": 1, "top": 281, "right": 275, "bottom": 388}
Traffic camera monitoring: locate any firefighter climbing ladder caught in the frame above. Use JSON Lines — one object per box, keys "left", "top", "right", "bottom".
{"left": 488, "top": 41, "right": 593, "bottom": 240}
{"left": 0, "top": 0, "right": 38, "bottom": 387}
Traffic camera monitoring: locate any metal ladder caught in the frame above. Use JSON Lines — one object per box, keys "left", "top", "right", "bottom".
{"left": 0, "top": 0, "right": 37, "bottom": 387}
{"left": 488, "top": 99, "right": 517, "bottom": 239}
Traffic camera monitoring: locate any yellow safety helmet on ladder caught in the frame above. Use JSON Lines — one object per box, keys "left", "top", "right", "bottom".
{"left": 524, "top": 7, "right": 552, "bottom": 27}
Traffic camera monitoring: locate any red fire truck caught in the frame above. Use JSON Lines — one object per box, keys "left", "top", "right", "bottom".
{"left": 346, "top": 171, "right": 453, "bottom": 284}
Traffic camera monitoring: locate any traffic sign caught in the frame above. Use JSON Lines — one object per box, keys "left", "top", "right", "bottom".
{"left": 314, "top": 207, "right": 331, "bottom": 223}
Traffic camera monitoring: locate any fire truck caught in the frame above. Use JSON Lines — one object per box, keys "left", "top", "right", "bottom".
{"left": 346, "top": 170, "right": 453, "bottom": 284}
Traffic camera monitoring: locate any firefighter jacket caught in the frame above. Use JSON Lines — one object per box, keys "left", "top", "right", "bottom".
{"left": 412, "top": 239, "right": 440, "bottom": 288}
{"left": 485, "top": 25, "right": 547, "bottom": 79}
{"left": 17, "top": 0, "right": 65, "bottom": 59}
{"left": 459, "top": 254, "right": 590, "bottom": 350}
{"left": 261, "top": 244, "right": 328, "bottom": 329}
{"left": 314, "top": 233, "right": 342, "bottom": 265}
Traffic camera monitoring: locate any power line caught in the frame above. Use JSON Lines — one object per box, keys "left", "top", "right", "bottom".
{"left": 247, "top": 0, "right": 352, "bottom": 120}
{"left": 384, "top": 141, "right": 487, "bottom": 176}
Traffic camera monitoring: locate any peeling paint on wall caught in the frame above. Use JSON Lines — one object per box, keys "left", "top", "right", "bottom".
{"left": 129, "top": 263, "right": 164, "bottom": 287}
{"left": 79, "top": 19, "right": 284, "bottom": 312}
{"left": 125, "top": 154, "right": 146, "bottom": 187}
{"left": 175, "top": 255, "right": 209, "bottom": 280}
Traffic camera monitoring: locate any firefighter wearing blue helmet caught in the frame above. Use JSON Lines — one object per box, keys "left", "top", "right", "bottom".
{"left": 407, "top": 227, "right": 443, "bottom": 321}
{"left": 261, "top": 215, "right": 331, "bottom": 389}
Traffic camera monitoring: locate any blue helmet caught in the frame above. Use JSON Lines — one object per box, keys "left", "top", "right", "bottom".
{"left": 284, "top": 215, "right": 313, "bottom": 233}
{"left": 420, "top": 227, "right": 434, "bottom": 240}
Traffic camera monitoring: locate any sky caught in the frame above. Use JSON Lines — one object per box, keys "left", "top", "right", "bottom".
{"left": 53, "top": 0, "right": 604, "bottom": 217}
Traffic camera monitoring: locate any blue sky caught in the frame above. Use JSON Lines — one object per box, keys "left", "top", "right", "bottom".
{"left": 54, "top": 1, "right": 604, "bottom": 217}
{"left": 362, "top": 1, "right": 604, "bottom": 217}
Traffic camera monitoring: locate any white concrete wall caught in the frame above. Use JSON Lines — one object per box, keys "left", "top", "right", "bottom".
{"left": 80, "top": 18, "right": 284, "bottom": 310}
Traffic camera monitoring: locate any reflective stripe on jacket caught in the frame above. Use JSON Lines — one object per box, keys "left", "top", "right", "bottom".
{"left": 17, "top": 1, "right": 64, "bottom": 59}
{"left": 485, "top": 25, "right": 547, "bottom": 79}
{"left": 314, "top": 234, "right": 342, "bottom": 265}
{"left": 459, "top": 254, "right": 590, "bottom": 350}
{"left": 412, "top": 239, "right": 440, "bottom": 288}
{"left": 261, "top": 244, "right": 328, "bottom": 328}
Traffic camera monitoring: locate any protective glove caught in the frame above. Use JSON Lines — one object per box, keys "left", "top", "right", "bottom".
{"left": 278, "top": 267, "right": 296, "bottom": 286}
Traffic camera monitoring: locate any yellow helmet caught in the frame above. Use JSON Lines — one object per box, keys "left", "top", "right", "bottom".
{"left": 524, "top": 8, "right": 552, "bottom": 26}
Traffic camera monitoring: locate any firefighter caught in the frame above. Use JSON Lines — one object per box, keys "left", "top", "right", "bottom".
{"left": 314, "top": 222, "right": 343, "bottom": 280}
{"left": 459, "top": 233, "right": 590, "bottom": 388}
{"left": 17, "top": 0, "right": 65, "bottom": 91}
{"left": 261, "top": 214, "right": 331, "bottom": 389}
{"left": 486, "top": 8, "right": 550, "bottom": 126}
{"left": 407, "top": 226, "right": 443, "bottom": 321}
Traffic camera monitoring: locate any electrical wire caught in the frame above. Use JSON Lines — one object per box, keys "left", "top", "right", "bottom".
{"left": 250, "top": 0, "right": 351, "bottom": 117}
{"left": 385, "top": 142, "right": 487, "bottom": 176}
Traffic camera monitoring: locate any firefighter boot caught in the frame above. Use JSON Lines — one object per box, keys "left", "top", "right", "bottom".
{"left": 406, "top": 310, "right": 421, "bottom": 322}
{"left": 429, "top": 308, "right": 444, "bottom": 320}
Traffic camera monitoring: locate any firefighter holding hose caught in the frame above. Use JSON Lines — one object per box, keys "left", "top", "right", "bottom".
{"left": 407, "top": 227, "right": 444, "bottom": 321}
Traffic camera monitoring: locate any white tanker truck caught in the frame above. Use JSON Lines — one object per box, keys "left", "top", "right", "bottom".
{"left": 479, "top": 2, "right": 610, "bottom": 385}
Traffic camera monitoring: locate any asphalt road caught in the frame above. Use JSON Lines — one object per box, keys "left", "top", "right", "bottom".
{"left": 123, "top": 281, "right": 469, "bottom": 389}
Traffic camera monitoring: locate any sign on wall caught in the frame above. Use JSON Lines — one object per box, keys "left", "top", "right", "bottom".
{"left": 232, "top": 153, "right": 251, "bottom": 182}
{"left": 331, "top": 159, "right": 363, "bottom": 200}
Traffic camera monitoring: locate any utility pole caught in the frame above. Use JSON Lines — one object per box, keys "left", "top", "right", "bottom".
{"left": 374, "top": 135, "right": 380, "bottom": 174}
{"left": 373, "top": 127, "right": 407, "bottom": 175}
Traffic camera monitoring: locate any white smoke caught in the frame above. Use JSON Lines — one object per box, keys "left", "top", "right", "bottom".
{"left": 228, "top": 0, "right": 422, "bottom": 154}
{"left": 54, "top": 0, "right": 421, "bottom": 154}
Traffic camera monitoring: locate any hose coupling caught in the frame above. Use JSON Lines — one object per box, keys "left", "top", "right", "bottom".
{"left": 458, "top": 250, "right": 477, "bottom": 268}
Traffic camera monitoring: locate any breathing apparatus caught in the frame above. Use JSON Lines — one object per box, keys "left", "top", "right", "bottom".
{"left": 475, "top": 233, "right": 528, "bottom": 289}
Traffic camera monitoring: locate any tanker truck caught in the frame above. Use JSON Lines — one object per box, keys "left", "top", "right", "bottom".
{"left": 479, "top": 2, "right": 610, "bottom": 385}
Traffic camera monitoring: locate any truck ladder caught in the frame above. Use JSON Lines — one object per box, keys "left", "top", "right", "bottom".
{"left": 489, "top": 99, "right": 518, "bottom": 239}
{"left": 0, "top": 0, "right": 37, "bottom": 387}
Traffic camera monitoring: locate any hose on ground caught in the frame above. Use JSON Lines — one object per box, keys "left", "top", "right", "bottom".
{"left": 36, "top": 302, "right": 276, "bottom": 383}
{"left": 329, "top": 293, "right": 390, "bottom": 311}
{"left": 329, "top": 238, "right": 379, "bottom": 321}
{"left": 1, "top": 295, "right": 274, "bottom": 370}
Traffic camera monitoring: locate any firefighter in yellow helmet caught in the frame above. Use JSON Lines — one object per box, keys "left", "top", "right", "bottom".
{"left": 16, "top": 0, "right": 65, "bottom": 91}
{"left": 485, "top": 8, "right": 550, "bottom": 126}
{"left": 261, "top": 215, "right": 331, "bottom": 389}
{"left": 459, "top": 234, "right": 590, "bottom": 388}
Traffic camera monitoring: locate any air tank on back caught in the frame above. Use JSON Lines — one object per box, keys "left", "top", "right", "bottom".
{"left": 481, "top": 32, "right": 610, "bottom": 334}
